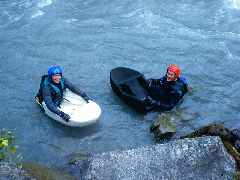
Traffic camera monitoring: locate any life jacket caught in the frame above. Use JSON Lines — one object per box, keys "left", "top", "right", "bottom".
{"left": 149, "top": 76, "right": 187, "bottom": 103}
{"left": 36, "top": 75, "right": 64, "bottom": 103}
{"left": 43, "top": 77, "right": 64, "bottom": 97}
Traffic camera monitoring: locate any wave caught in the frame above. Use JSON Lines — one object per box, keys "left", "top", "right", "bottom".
{"left": 31, "top": 10, "right": 44, "bottom": 18}
{"left": 228, "top": 0, "right": 240, "bottom": 9}
{"left": 0, "top": 0, "right": 54, "bottom": 24}
{"left": 37, "top": 0, "right": 53, "bottom": 8}
{"left": 31, "top": 0, "right": 54, "bottom": 18}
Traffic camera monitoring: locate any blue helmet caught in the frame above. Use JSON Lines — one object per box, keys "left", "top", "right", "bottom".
{"left": 48, "top": 66, "right": 63, "bottom": 77}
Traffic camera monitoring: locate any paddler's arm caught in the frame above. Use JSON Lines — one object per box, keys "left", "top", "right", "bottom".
{"left": 147, "top": 78, "right": 164, "bottom": 88}
{"left": 63, "top": 78, "right": 90, "bottom": 102}
{"left": 155, "top": 89, "right": 183, "bottom": 111}
{"left": 42, "top": 85, "right": 62, "bottom": 116}
{"left": 121, "top": 91, "right": 151, "bottom": 106}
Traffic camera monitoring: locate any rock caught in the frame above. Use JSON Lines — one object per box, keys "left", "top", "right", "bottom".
{"left": 66, "top": 152, "right": 91, "bottom": 179}
{"left": 68, "top": 152, "right": 90, "bottom": 165}
{"left": 181, "top": 124, "right": 240, "bottom": 170}
{"left": 234, "top": 170, "right": 240, "bottom": 179}
{"left": 0, "top": 161, "right": 28, "bottom": 180}
{"left": 83, "top": 136, "right": 235, "bottom": 180}
{"left": 21, "top": 162, "right": 76, "bottom": 180}
{"left": 181, "top": 123, "right": 234, "bottom": 142}
{"left": 150, "top": 113, "right": 176, "bottom": 141}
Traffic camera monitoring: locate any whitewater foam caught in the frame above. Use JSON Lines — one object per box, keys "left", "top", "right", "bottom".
{"left": 229, "top": 0, "right": 240, "bottom": 9}
{"left": 31, "top": 10, "right": 44, "bottom": 18}
{"left": 37, "top": 0, "right": 53, "bottom": 8}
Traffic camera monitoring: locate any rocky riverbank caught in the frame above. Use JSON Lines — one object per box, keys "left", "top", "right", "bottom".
{"left": 72, "top": 136, "right": 235, "bottom": 180}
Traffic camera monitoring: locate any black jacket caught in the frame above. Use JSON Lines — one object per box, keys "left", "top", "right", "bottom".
{"left": 148, "top": 76, "right": 188, "bottom": 111}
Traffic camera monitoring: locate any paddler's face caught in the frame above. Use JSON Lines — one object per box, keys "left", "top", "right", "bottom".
{"left": 52, "top": 74, "right": 61, "bottom": 84}
{"left": 166, "top": 70, "right": 176, "bottom": 81}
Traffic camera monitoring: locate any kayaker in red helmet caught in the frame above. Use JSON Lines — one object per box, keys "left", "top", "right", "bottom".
{"left": 147, "top": 64, "right": 188, "bottom": 111}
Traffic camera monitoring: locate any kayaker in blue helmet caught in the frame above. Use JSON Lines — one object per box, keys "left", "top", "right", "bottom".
{"left": 35, "top": 66, "right": 90, "bottom": 122}
{"left": 147, "top": 64, "right": 188, "bottom": 111}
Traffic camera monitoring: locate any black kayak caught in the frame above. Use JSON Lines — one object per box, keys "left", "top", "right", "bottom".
{"left": 110, "top": 67, "right": 155, "bottom": 113}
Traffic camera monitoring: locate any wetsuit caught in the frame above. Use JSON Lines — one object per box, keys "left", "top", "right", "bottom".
{"left": 36, "top": 75, "right": 89, "bottom": 116}
{"left": 148, "top": 76, "right": 188, "bottom": 111}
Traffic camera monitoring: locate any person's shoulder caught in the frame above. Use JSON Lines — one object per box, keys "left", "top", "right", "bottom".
{"left": 40, "top": 75, "right": 48, "bottom": 82}
{"left": 160, "top": 76, "right": 166, "bottom": 82}
{"left": 61, "top": 77, "right": 68, "bottom": 84}
{"left": 41, "top": 75, "right": 51, "bottom": 88}
{"left": 178, "top": 76, "right": 188, "bottom": 85}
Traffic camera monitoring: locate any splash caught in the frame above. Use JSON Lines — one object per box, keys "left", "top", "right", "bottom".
{"left": 229, "top": 0, "right": 240, "bottom": 9}
{"left": 31, "top": 10, "right": 44, "bottom": 18}
{"left": 37, "top": 0, "right": 53, "bottom": 8}
{"left": 31, "top": 0, "right": 53, "bottom": 18}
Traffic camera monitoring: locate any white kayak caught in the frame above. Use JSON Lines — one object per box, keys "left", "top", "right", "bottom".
{"left": 36, "top": 89, "right": 101, "bottom": 127}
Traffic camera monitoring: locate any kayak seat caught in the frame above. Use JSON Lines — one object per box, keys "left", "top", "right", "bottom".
{"left": 121, "top": 84, "right": 134, "bottom": 95}
{"left": 120, "top": 78, "right": 149, "bottom": 99}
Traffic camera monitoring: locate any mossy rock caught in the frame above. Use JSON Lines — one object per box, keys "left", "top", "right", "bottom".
{"left": 68, "top": 152, "right": 90, "bottom": 165}
{"left": 0, "top": 130, "right": 18, "bottom": 161}
{"left": 150, "top": 113, "right": 176, "bottom": 141}
{"left": 181, "top": 123, "right": 234, "bottom": 142}
{"left": 234, "top": 170, "right": 240, "bottom": 180}
{"left": 223, "top": 140, "right": 240, "bottom": 170}
{"left": 22, "top": 162, "right": 76, "bottom": 180}
{"left": 181, "top": 123, "right": 240, "bottom": 171}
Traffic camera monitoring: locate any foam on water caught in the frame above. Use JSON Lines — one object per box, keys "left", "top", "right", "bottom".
{"left": 31, "top": 0, "right": 54, "bottom": 18}
{"left": 31, "top": 10, "right": 44, "bottom": 18}
{"left": 37, "top": 0, "right": 53, "bottom": 8}
{"left": 228, "top": 0, "right": 240, "bottom": 9}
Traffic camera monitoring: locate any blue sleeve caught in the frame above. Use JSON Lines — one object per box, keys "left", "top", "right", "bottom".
{"left": 179, "top": 76, "right": 188, "bottom": 93}
{"left": 42, "top": 85, "right": 62, "bottom": 116}
{"left": 64, "top": 78, "right": 89, "bottom": 99}
{"left": 179, "top": 77, "right": 188, "bottom": 85}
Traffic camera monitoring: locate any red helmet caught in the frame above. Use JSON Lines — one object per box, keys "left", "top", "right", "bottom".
{"left": 167, "top": 64, "right": 181, "bottom": 78}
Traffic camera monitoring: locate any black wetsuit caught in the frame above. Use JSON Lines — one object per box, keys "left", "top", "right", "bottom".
{"left": 36, "top": 75, "right": 89, "bottom": 116}
{"left": 148, "top": 76, "right": 188, "bottom": 111}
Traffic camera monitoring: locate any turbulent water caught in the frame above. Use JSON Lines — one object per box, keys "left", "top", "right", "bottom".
{"left": 0, "top": 0, "right": 240, "bottom": 167}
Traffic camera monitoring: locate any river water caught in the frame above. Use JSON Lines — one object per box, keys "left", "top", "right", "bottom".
{"left": 0, "top": 0, "right": 240, "bottom": 167}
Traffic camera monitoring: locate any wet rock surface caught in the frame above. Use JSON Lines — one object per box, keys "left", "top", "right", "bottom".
{"left": 150, "top": 113, "right": 176, "bottom": 141}
{"left": 181, "top": 123, "right": 240, "bottom": 178}
{"left": 82, "top": 136, "right": 235, "bottom": 180}
{"left": 21, "top": 162, "right": 76, "bottom": 180}
{"left": 181, "top": 124, "right": 234, "bottom": 142}
{"left": 0, "top": 161, "right": 28, "bottom": 180}
{"left": 66, "top": 152, "right": 91, "bottom": 179}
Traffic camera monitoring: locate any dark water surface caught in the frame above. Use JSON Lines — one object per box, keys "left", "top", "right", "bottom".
{"left": 0, "top": 0, "right": 240, "bottom": 166}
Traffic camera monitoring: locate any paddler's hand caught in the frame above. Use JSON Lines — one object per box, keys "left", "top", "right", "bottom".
{"left": 60, "top": 112, "right": 71, "bottom": 122}
{"left": 145, "top": 96, "right": 161, "bottom": 107}
{"left": 147, "top": 79, "right": 153, "bottom": 87}
{"left": 144, "top": 96, "right": 155, "bottom": 106}
{"left": 83, "top": 96, "right": 90, "bottom": 103}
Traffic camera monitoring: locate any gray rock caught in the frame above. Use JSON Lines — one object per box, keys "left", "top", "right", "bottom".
{"left": 0, "top": 161, "right": 28, "bottom": 180}
{"left": 150, "top": 113, "right": 176, "bottom": 141}
{"left": 84, "top": 136, "right": 235, "bottom": 180}
{"left": 21, "top": 162, "right": 76, "bottom": 180}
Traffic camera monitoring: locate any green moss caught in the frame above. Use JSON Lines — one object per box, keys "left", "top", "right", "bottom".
{"left": 181, "top": 124, "right": 240, "bottom": 176}
{"left": 222, "top": 140, "right": 240, "bottom": 170}
{"left": 151, "top": 113, "right": 176, "bottom": 141}
{"left": 0, "top": 130, "right": 18, "bottom": 161}
{"left": 22, "top": 162, "right": 76, "bottom": 180}
{"left": 233, "top": 171, "right": 240, "bottom": 180}
{"left": 68, "top": 152, "right": 89, "bottom": 165}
